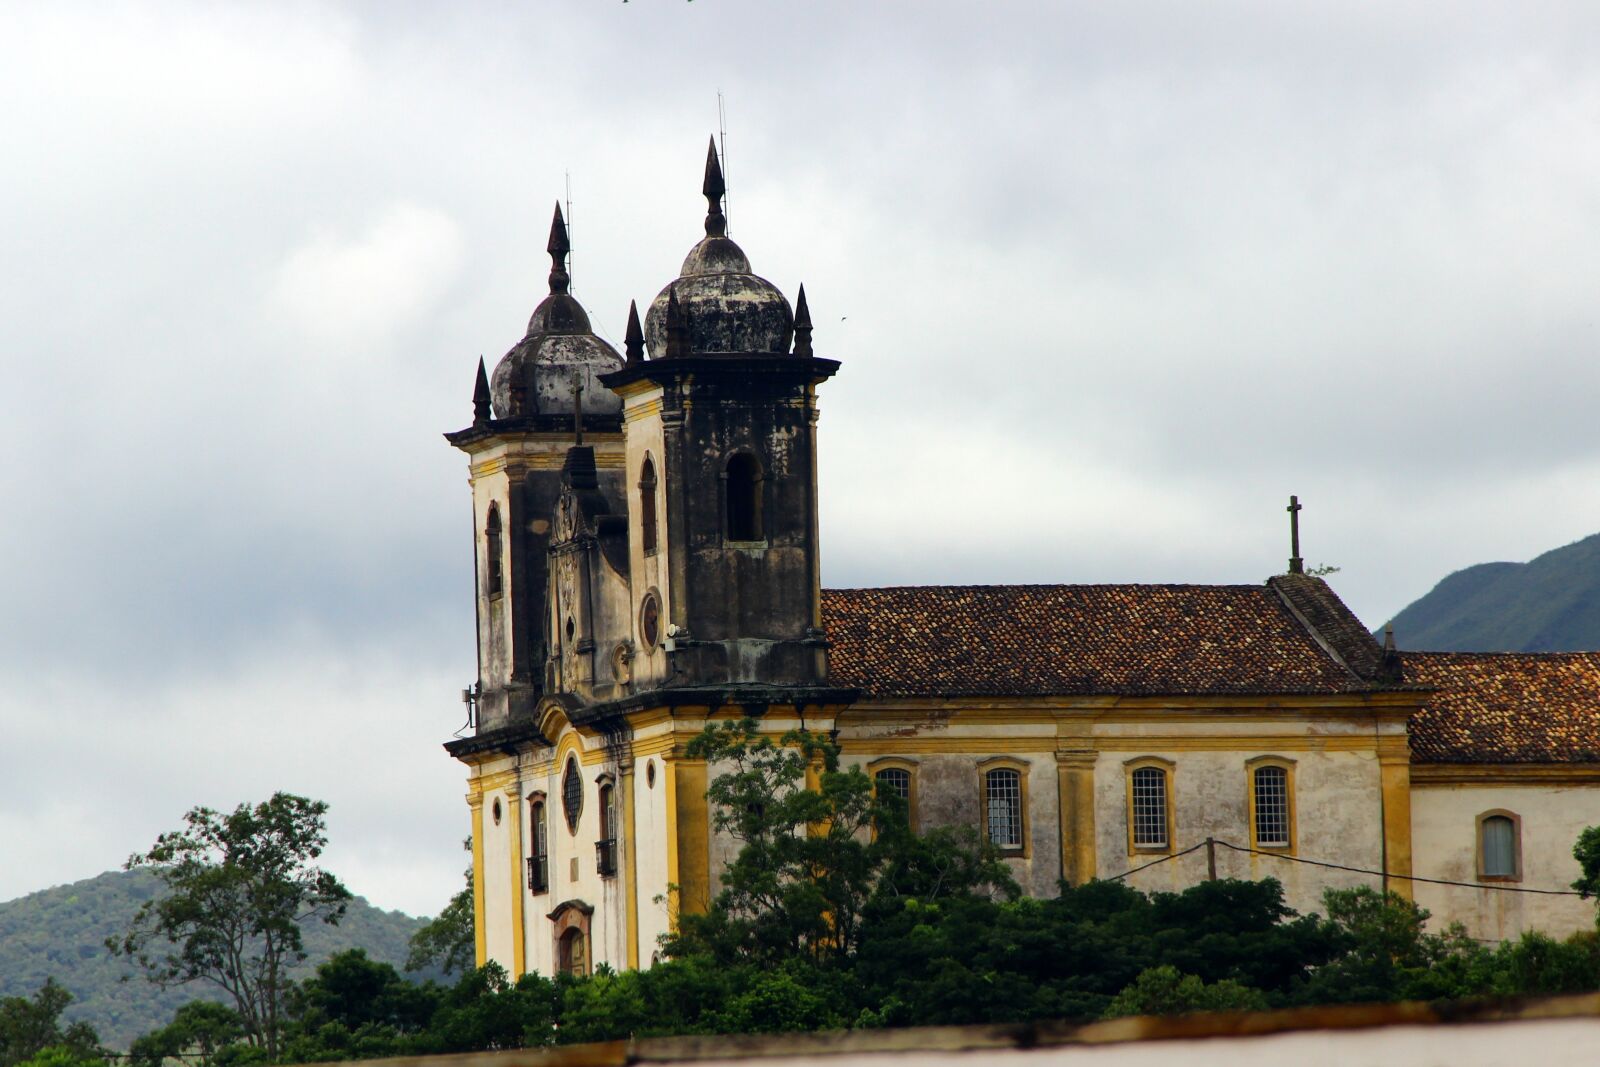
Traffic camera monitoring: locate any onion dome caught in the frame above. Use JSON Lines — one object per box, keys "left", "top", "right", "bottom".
{"left": 644, "top": 138, "right": 794, "bottom": 358}
{"left": 490, "top": 202, "right": 624, "bottom": 417}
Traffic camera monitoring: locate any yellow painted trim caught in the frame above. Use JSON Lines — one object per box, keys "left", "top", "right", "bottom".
{"left": 672, "top": 759, "right": 710, "bottom": 918}
{"left": 1124, "top": 756, "right": 1177, "bottom": 856}
{"left": 1380, "top": 757, "right": 1413, "bottom": 899}
{"left": 621, "top": 763, "right": 640, "bottom": 970}
{"left": 1245, "top": 756, "right": 1298, "bottom": 856}
{"left": 839, "top": 735, "right": 1382, "bottom": 755}
{"left": 468, "top": 795, "right": 487, "bottom": 968}
{"left": 977, "top": 757, "right": 1032, "bottom": 859}
{"left": 1056, "top": 750, "right": 1097, "bottom": 885}
{"left": 505, "top": 789, "right": 525, "bottom": 978}
{"left": 1411, "top": 764, "right": 1600, "bottom": 786}
{"left": 664, "top": 756, "right": 681, "bottom": 928}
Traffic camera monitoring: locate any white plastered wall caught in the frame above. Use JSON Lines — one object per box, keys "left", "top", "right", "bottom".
{"left": 1411, "top": 782, "right": 1600, "bottom": 941}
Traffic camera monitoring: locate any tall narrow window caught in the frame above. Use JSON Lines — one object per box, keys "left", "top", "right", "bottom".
{"left": 1253, "top": 765, "right": 1290, "bottom": 848}
{"left": 485, "top": 503, "right": 504, "bottom": 597}
{"left": 527, "top": 798, "right": 549, "bottom": 894}
{"left": 1478, "top": 811, "right": 1521, "bottom": 881}
{"left": 562, "top": 756, "right": 583, "bottom": 833}
{"left": 639, "top": 456, "right": 658, "bottom": 554}
{"left": 985, "top": 768, "right": 1022, "bottom": 849}
{"left": 596, "top": 782, "right": 617, "bottom": 877}
{"left": 1130, "top": 766, "right": 1169, "bottom": 849}
{"left": 725, "top": 453, "right": 763, "bottom": 542}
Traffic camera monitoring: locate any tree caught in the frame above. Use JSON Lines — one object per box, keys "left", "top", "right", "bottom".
{"left": 126, "top": 1002, "right": 248, "bottom": 1067}
{"left": 407, "top": 840, "right": 475, "bottom": 977}
{"left": 1572, "top": 825, "right": 1600, "bottom": 905}
{"left": 109, "top": 793, "right": 351, "bottom": 1059}
{"left": 1101, "top": 965, "right": 1268, "bottom": 1018}
{"left": 0, "top": 981, "right": 102, "bottom": 1067}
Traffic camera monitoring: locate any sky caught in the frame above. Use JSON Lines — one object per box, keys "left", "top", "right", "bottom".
{"left": 4, "top": 1, "right": 1600, "bottom": 917}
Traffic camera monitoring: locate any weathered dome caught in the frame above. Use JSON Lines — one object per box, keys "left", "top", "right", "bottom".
{"left": 643, "top": 140, "right": 794, "bottom": 359}
{"left": 490, "top": 204, "right": 624, "bottom": 417}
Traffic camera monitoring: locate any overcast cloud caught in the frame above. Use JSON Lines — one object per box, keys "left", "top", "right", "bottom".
{"left": 4, "top": 1, "right": 1600, "bottom": 916}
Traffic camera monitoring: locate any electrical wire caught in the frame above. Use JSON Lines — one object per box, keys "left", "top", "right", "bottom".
{"left": 1203, "top": 838, "right": 1584, "bottom": 896}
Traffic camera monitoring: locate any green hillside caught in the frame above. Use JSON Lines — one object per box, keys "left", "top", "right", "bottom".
{"left": 1384, "top": 532, "right": 1600, "bottom": 651}
{"left": 0, "top": 868, "right": 434, "bottom": 1051}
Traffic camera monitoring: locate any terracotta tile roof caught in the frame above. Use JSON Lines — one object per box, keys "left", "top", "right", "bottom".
{"left": 820, "top": 584, "right": 1377, "bottom": 698}
{"left": 1403, "top": 651, "right": 1600, "bottom": 764}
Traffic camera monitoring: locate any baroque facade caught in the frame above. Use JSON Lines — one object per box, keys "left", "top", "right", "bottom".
{"left": 444, "top": 142, "right": 1600, "bottom": 978}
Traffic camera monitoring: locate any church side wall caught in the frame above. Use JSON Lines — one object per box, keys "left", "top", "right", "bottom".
{"left": 1096, "top": 747, "right": 1382, "bottom": 916}
{"left": 1411, "top": 779, "right": 1599, "bottom": 940}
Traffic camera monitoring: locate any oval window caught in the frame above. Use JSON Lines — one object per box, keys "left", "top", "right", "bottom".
{"left": 640, "top": 592, "right": 661, "bottom": 649}
{"left": 562, "top": 756, "right": 583, "bottom": 833}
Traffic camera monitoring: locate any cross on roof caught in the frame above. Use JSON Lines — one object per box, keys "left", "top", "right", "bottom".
{"left": 1287, "top": 495, "right": 1304, "bottom": 575}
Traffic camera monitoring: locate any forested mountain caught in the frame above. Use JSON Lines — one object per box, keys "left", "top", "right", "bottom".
{"left": 0, "top": 868, "right": 432, "bottom": 1050}
{"left": 1384, "top": 533, "right": 1600, "bottom": 652}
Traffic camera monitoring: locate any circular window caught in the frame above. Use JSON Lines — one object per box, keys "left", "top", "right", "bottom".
{"left": 646, "top": 759, "right": 657, "bottom": 789}
{"left": 640, "top": 592, "right": 661, "bottom": 649}
{"left": 491, "top": 797, "right": 502, "bottom": 825}
{"left": 562, "top": 756, "right": 583, "bottom": 833}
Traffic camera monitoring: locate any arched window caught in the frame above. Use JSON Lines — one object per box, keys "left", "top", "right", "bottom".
{"left": 724, "top": 453, "right": 763, "bottom": 542}
{"left": 562, "top": 756, "right": 583, "bottom": 833}
{"left": 639, "top": 456, "right": 659, "bottom": 555}
{"left": 871, "top": 760, "right": 917, "bottom": 832}
{"left": 596, "top": 782, "right": 617, "bottom": 877}
{"left": 1127, "top": 761, "right": 1172, "bottom": 852}
{"left": 985, "top": 768, "right": 1023, "bottom": 849}
{"left": 1249, "top": 761, "right": 1295, "bottom": 851}
{"left": 1478, "top": 810, "right": 1522, "bottom": 881}
{"left": 527, "top": 796, "right": 549, "bottom": 894}
{"left": 485, "top": 504, "right": 504, "bottom": 597}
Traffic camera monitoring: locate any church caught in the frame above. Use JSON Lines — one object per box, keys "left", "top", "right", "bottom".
{"left": 443, "top": 140, "right": 1600, "bottom": 979}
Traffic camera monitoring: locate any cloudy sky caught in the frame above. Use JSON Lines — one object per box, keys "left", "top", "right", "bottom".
{"left": 4, "top": 1, "right": 1600, "bottom": 917}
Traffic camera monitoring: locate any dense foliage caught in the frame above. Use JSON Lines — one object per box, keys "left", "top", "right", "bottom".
{"left": 0, "top": 980, "right": 103, "bottom": 1067}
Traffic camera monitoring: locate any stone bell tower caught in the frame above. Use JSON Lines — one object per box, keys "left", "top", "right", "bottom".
{"left": 445, "top": 203, "right": 626, "bottom": 730}
{"left": 600, "top": 140, "right": 840, "bottom": 692}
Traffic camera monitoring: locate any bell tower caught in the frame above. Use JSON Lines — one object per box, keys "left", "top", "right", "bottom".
{"left": 601, "top": 141, "right": 840, "bottom": 690}
{"left": 445, "top": 204, "right": 626, "bottom": 730}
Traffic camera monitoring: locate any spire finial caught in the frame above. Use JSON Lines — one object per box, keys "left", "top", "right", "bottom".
{"left": 472, "top": 356, "right": 492, "bottom": 424}
{"left": 1287, "top": 495, "right": 1304, "bottom": 575}
{"left": 792, "top": 284, "right": 813, "bottom": 358}
{"left": 702, "top": 136, "right": 727, "bottom": 238}
{"left": 665, "top": 289, "right": 687, "bottom": 358}
{"left": 1383, "top": 624, "right": 1396, "bottom": 651}
{"left": 624, "top": 300, "right": 645, "bottom": 364}
{"left": 547, "top": 201, "right": 571, "bottom": 295}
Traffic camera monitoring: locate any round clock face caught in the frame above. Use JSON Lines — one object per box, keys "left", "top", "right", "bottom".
{"left": 640, "top": 592, "right": 661, "bottom": 649}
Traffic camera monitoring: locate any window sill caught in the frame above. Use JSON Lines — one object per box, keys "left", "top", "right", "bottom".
{"left": 1478, "top": 874, "right": 1521, "bottom": 883}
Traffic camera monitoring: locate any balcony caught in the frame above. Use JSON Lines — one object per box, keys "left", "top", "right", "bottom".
{"left": 595, "top": 838, "right": 617, "bottom": 877}
{"left": 526, "top": 854, "right": 549, "bottom": 894}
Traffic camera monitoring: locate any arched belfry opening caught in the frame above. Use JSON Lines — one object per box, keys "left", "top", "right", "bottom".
{"left": 639, "top": 455, "right": 659, "bottom": 554}
{"left": 724, "top": 452, "right": 764, "bottom": 542}
{"left": 485, "top": 503, "right": 504, "bottom": 597}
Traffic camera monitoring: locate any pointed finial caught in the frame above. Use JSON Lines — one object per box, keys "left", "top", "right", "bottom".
{"left": 1286, "top": 495, "right": 1305, "bottom": 574}
{"left": 547, "top": 201, "right": 571, "bottom": 295}
{"left": 792, "top": 284, "right": 813, "bottom": 358}
{"left": 624, "top": 300, "right": 645, "bottom": 363}
{"left": 665, "top": 289, "right": 687, "bottom": 358}
{"left": 702, "top": 136, "right": 727, "bottom": 238}
{"left": 1383, "top": 624, "right": 1396, "bottom": 651}
{"left": 472, "top": 357, "right": 492, "bottom": 424}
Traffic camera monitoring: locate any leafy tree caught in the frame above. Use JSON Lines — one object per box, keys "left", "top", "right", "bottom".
{"left": 0, "top": 981, "right": 102, "bottom": 1067}
{"left": 109, "top": 793, "right": 352, "bottom": 1059}
{"left": 1296, "top": 886, "right": 1487, "bottom": 1004}
{"left": 127, "top": 1002, "right": 249, "bottom": 1067}
{"left": 407, "top": 841, "right": 475, "bottom": 977}
{"left": 1573, "top": 825, "right": 1600, "bottom": 905}
{"left": 1101, "top": 965, "right": 1268, "bottom": 1018}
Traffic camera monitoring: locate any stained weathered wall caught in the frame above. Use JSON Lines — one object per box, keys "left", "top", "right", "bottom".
{"left": 1411, "top": 779, "right": 1600, "bottom": 940}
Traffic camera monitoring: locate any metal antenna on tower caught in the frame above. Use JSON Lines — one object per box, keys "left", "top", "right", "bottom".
{"left": 717, "top": 91, "right": 729, "bottom": 236}
{"left": 565, "top": 170, "right": 574, "bottom": 293}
